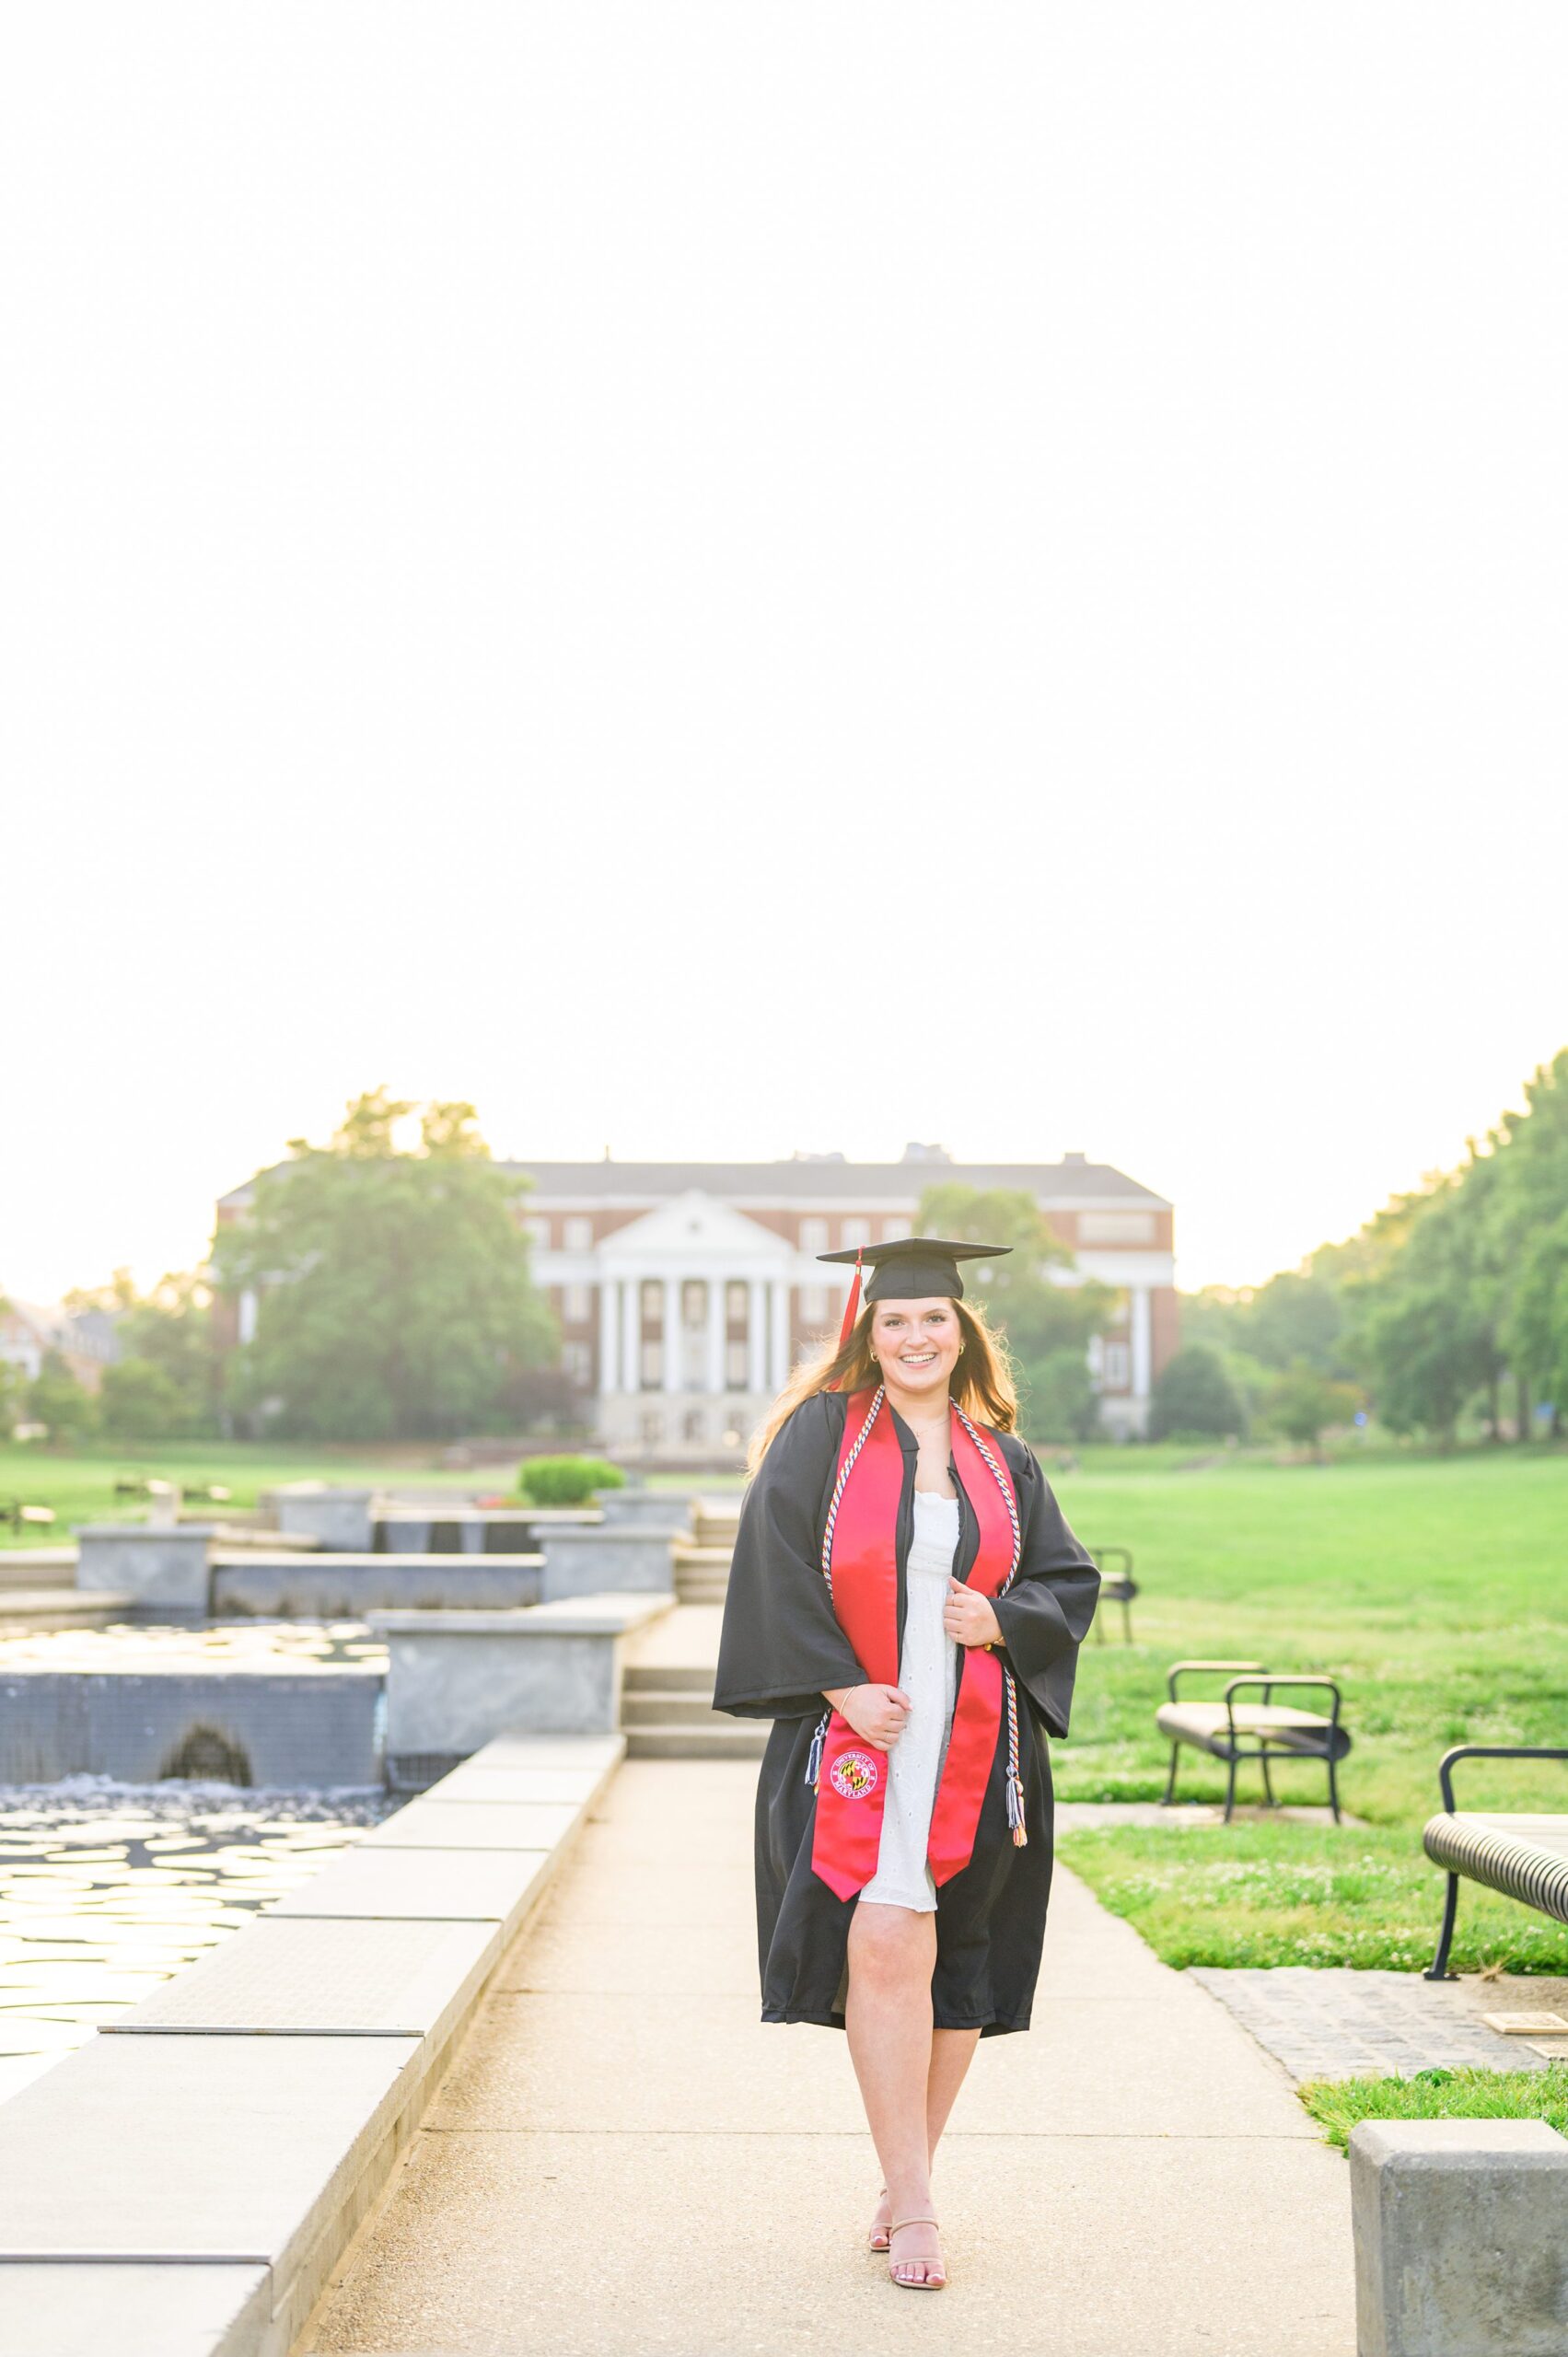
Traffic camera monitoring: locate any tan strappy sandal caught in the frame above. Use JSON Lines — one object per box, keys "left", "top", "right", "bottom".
{"left": 888, "top": 2213, "right": 947, "bottom": 2290}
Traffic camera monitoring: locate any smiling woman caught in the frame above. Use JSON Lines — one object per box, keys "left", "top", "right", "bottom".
{"left": 714, "top": 1237, "right": 1101, "bottom": 2291}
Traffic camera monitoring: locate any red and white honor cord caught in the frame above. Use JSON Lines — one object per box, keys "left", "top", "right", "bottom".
{"left": 952, "top": 1405, "right": 1028, "bottom": 1847}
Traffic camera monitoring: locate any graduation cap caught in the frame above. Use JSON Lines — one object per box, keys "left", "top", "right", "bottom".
{"left": 819, "top": 1235, "right": 1012, "bottom": 1355}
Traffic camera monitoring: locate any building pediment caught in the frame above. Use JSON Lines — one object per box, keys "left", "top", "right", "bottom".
{"left": 598, "top": 1190, "right": 791, "bottom": 1270}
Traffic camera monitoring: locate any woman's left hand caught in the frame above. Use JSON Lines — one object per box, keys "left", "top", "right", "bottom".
{"left": 943, "top": 1577, "right": 1003, "bottom": 1648}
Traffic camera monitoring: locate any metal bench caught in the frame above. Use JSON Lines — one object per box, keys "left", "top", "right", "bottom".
{"left": 0, "top": 1500, "right": 56, "bottom": 1533}
{"left": 1157, "top": 1659, "right": 1351, "bottom": 1821}
{"left": 1086, "top": 1544, "right": 1137, "bottom": 1643}
{"left": 1422, "top": 1744, "right": 1568, "bottom": 1980}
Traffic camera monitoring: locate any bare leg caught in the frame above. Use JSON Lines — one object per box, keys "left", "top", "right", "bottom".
{"left": 845, "top": 1901, "right": 944, "bottom": 2284}
{"left": 870, "top": 2025, "right": 981, "bottom": 2239}
{"left": 927, "top": 2024, "right": 982, "bottom": 2148}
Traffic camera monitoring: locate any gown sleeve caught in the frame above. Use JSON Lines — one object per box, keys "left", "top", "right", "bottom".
{"left": 987, "top": 1438, "right": 1101, "bottom": 1739}
{"left": 713, "top": 1391, "right": 868, "bottom": 1720}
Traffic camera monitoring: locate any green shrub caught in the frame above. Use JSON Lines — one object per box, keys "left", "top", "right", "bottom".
{"left": 1148, "top": 1344, "right": 1244, "bottom": 1440}
{"left": 519, "top": 1454, "right": 626, "bottom": 1506}
{"left": 101, "top": 1359, "right": 189, "bottom": 1441}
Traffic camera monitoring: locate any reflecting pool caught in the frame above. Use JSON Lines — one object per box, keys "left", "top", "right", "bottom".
{"left": 0, "top": 1775, "right": 393, "bottom": 2103}
{"left": 0, "top": 1619, "right": 388, "bottom": 1671}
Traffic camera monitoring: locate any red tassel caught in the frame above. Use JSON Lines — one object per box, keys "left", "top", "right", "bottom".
{"left": 829, "top": 1250, "right": 864, "bottom": 1387}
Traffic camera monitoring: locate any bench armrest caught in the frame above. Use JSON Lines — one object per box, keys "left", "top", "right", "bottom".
{"left": 1434, "top": 1745, "right": 1568, "bottom": 1816}
{"left": 1222, "top": 1673, "right": 1342, "bottom": 1740}
{"left": 1167, "top": 1658, "right": 1267, "bottom": 1701}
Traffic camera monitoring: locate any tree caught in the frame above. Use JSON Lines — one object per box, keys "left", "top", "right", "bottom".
{"left": 67, "top": 1268, "right": 221, "bottom": 1437}
{"left": 1488, "top": 1051, "right": 1568, "bottom": 1434}
{"left": 1264, "top": 1362, "right": 1362, "bottom": 1459}
{"left": 1025, "top": 1348, "right": 1100, "bottom": 1444}
{"left": 1148, "top": 1344, "right": 1244, "bottom": 1440}
{"left": 28, "top": 1350, "right": 98, "bottom": 1445}
{"left": 211, "top": 1091, "right": 557, "bottom": 1441}
{"left": 100, "top": 1358, "right": 187, "bottom": 1441}
{"left": 1354, "top": 1167, "right": 1505, "bottom": 1446}
{"left": 913, "top": 1183, "right": 1115, "bottom": 1442}
{"left": 1180, "top": 1270, "right": 1348, "bottom": 1376}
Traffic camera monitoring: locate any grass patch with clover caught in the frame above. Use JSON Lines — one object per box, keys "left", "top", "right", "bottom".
{"left": 1047, "top": 1446, "right": 1568, "bottom": 1972}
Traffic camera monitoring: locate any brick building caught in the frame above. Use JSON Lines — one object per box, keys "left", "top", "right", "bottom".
{"left": 216, "top": 1145, "right": 1176, "bottom": 1456}
{"left": 509, "top": 1146, "right": 1175, "bottom": 1452}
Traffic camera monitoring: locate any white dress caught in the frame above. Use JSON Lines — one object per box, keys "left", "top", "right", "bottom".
{"left": 859, "top": 1490, "right": 961, "bottom": 1912}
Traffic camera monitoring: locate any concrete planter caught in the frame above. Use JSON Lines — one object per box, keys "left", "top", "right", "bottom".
{"left": 372, "top": 1593, "right": 672, "bottom": 1753}
{"left": 75, "top": 1526, "right": 217, "bottom": 1611}
{"left": 1350, "top": 2118, "right": 1568, "bottom": 2357}
{"left": 266, "top": 1485, "right": 377, "bottom": 1552}
{"left": 0, "top": 1665, "right": 381, "bottom": 1785}
{"left": 592, "top": 1489, "right": 696, "bottom": 1536}
{"left": 212, "top": 1553, "right": 544, "bottom": 1619}
{"left": 538, "top": 1526, "right": 676, "bottom": 1601}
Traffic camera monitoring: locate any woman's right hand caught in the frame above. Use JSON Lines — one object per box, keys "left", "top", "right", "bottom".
{"left": 828, "top": 1682, "right": 912, "bottom": 1752}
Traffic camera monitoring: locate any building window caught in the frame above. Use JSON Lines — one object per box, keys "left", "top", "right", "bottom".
{"left": 563, "top": 1283, "right": 591, "bottom": 1323}
{"left": 726, "top": 1338, "right": 749, "bottom": 1389}
{"left": 682, "top": 1278, "right": 706, "bottom": 1329}
{"left": 841, "top": 1216, "right": 871, "bottom": 1248}
{"left": 1078, "top": 1212, "right": 1156, "bottom": 1245}
{"left": 800, "top": 1284, "right": 829, "bottom": 1323}
{"left": 562, "top": 1341, "right": 591, "bottom": 1385}
{"left": 799, "top": 1216, "right": 829, "bottom": 1256}
{"left": 524, "top": 1215, "right": 552, "bottom": 1248}
{"left": 640, "top": 1340, "right": 663, "bottom": 1388}
{"left": 641, "top": 1409, "right": 664, "bottom": 1446}
{"left": 641, "top": 1279, "right": 663, "bottom": 1323}
{"left": 1102, "top": 1341, "right": 1131, "bottom": 1389}
{"left": 682, "top": 1407, "right": 705, "bottom": 1445}
{"left": 726, "top": 1279, "right": 748, "bottom": 1323}
{"left": 881, "top": 1216, "right": 912, "bottom": 1243}
{"left": 563, "top": 1215, "right": 593, "bottom": 1252}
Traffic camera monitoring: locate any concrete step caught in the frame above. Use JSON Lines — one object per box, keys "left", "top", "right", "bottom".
{"left": 622, "top": 1663, "right": 714, "bottom": 1693}
{"left": 0, "top": 1550, "right": 76, "bottom": 1588}
{"left": 621, "top": 1689, "right": 728, "bottom": 1728}
{"left": 624, "top": 1723, "right": 768, "bottom": 1759}
{"left": 670, "top": 1545, "right": 733, "bottom": 1572}
{"left": 676, "top": 1582, "right": 729, "bottom": 1604}
{"left": 0, "top": 1589, "right": 134, "bottom": 1629}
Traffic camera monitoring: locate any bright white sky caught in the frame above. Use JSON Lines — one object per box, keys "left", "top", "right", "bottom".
{"left": 3, "top": 6, "right": 1564, "bottom": 1306}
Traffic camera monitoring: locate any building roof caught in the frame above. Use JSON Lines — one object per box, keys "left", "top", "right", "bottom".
{"left": 507, "top": 1154, "right": 1169, "bottom": 1209}
{"left": 219, "top": 1151, "right": 1169, "bottom": 1215}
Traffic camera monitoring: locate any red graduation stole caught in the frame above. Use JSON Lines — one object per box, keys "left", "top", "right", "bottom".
{"left": 809, "top": 1386, "right": 1022, "bottom": 1902}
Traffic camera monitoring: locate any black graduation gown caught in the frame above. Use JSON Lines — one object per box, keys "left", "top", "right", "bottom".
{"left": 713, "top": 1388, "right": 1101, "bottom": 2037}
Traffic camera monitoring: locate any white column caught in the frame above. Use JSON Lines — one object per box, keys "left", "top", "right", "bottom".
{"left": 1131, "top": 1286, "right": 1153, "bottom": 1399}
{"left": 769, "top": 1278, "right": 791, "bottom": 1387}
{"left": 704, "top": 1276, "right": 726, "bottom": 1395}
{"left": 662, "top": 1275, "right": 682, "bottom": 1392}
{"left": 621, "top": 1276, "right": 641, "bottom": 1394}
{"left": 747, "top": 1278, "right": 768, "bottom": 1391}
{"left": 598, "top": 1280, "right": 619, "bottom": 1396}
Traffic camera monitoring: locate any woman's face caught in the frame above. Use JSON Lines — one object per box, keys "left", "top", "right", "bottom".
{"left": 868, "top": 1296, "right": 962, "bottom": 1397}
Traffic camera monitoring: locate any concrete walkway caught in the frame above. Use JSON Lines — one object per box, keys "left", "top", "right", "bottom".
{"left": 300, "top": 1760, "right": 1356, "bottom": 2357}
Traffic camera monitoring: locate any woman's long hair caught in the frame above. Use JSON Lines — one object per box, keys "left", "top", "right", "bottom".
{"left": 746, "top": 1295, "right": 1019, "bottom": 1474}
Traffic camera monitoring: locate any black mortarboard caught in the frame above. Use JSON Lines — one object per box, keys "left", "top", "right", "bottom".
{"left": 817, "top": 1235, "right": 1011, "bottom": 1306}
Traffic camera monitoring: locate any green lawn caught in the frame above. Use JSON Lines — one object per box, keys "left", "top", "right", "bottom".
{"left": 1049, "top": 1446, "right": 1568, "bottom": 1973}
{"left": 0, "top": 1439, "right": 505, "bottom": 1544}
{"left": 1298, "top": 2062, "right": 1568, "bottom": 2150}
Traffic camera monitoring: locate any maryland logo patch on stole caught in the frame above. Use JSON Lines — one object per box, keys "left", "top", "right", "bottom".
{"left": 830, "top": 1749, "right": 879, "bottom": 1799}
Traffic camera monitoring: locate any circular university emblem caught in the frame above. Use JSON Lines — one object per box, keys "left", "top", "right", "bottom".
{"left": 830, "top": 1748, "right": 879, "bottom": 1800}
